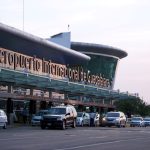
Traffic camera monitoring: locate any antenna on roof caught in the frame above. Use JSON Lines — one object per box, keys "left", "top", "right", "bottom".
{"left": 68, "top": 24, "right": 70, "bottom": 32}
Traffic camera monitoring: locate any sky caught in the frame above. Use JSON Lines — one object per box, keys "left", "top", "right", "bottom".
{"left": 0, "top": 0, "right": 150, "bottom": 104}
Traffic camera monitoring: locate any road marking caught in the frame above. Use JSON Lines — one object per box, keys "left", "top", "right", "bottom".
{"left": 54, "top": 137, "right": 149, "bottom": 150}
{"left": 88, "top": 136, "right": 107, "bottom": 139}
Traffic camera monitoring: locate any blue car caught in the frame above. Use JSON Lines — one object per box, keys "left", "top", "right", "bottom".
{"left": 130, "top": 117, "right": 144, "bottom": 127}
{"left": 143, "top": 117, "right": 150, "bottom": 127}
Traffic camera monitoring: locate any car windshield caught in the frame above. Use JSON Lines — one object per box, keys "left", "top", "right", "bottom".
{"left": 77, "top": 112, "right": 83, "bottom": 117}
{"left": 144, "top": 118, "right": 150, "bottom": 121}
{"left": 132, "top": 117, "right": 142, "bottom": 121}
{"left": 107, "top": 113, "right": 120, "bottom": 117}
{"left": 48, "top": 108, "right": 66, "bottom": 115}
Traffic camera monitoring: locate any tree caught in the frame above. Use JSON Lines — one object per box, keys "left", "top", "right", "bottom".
{"left": 114, "top": 97, "right": 150, "bottom": 117}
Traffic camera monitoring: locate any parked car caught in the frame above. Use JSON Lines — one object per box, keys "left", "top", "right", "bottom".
{"left": 143, "top": 117, "right": 150, "bottom": 127}
{"left": 40, "top": 105, "right": 77, "bottom": 130}
{"left": 104, "top": 111, "right": 126, "bottom": 127}
{"left": 89, "top": 112, "right": 100, "bottom": 127}
{"left": 76, "top": 112, "right": 90, "bottom": 126}
{"left": 31, "top": 110, "right": 48, "bottom": 126}
{"left": 130, "top": 117, "right": 144, "bottom": 127}
{"left": 0, "top": 109, "right": 7, "bottom": 129}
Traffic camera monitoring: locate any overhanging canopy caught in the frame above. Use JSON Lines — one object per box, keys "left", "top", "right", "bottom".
{"left": 0, "top": 68, "right": 136, "bottom": 101}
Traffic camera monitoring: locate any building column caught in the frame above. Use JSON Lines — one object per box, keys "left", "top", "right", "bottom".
{"left": 6, "top": 98, "right": 13, "bottom": 125}
{"left": 30, "top": 88, "right": 34, "bottom": 96}
{"left": 99, "top": 107, "right": 104, "bottom": 115}
{"left": 40, "top": 101, "right": 47, "bottom": 110}
{"left": 77, "top": 105, "right": 84, "bottom": 112}
{"left": 29, "top": 100, "right": 36, "bottom": 123}
{"left": 64, "top": 93, "right": 69, "bottom": 100}
{"left": 48, "top": 101, "right": 53, "bottom": 108}
{"left": 8, "top": 85, "right": 13, "bottom": 93}
{"left": 7, "top": 85, "right": 14, "bottom": 125}
{"left": 49, "top": 91, "right": 52, "bottom": 99}
{"left": 108, "top": 107, "right": 114, "bottom": 112}
{"left": 96, "top": 107, "right": 100, "bottom": 113}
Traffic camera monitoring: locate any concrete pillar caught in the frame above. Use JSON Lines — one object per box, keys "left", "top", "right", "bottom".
{"left": 110, "top": 99, "right": 112, "bottom": 105}
{"left": 77, "top": 105, "right": 84, "bottom": 112}
{"left": 100, "top": 107, "right": 104, "bottom": 115}
{"left": 49, "top": 91, "right": 52, "bottom": 99}
{"left": 40, "top": 101, "right": 47, "bottom": 110}
{"left": 6, "top": 98, "right": 13, "bottom": 125}
{"left": 48, "top": 101, "right": 53, "bottom": 108}
{"left": 102, "top": 99, "right": 105, "bottom": 104}
{"left": 7, "top": 85, "right": 14, "bottom": 125}
{"left": 108, "top": 107, "right": 114, "bottom": 112}
{"left": 30, "top": 88, "right": 34, "bottom": 96}
{"left": 79, "top": 96, "right": 82, "bottom": 101}
{"left": 29, "top": 100, "right": 36, "bottom": 114}
{"left": 96, "top": 107, "right": 100, "bottom": 113}
{"left": 28, "top": 100, "right": 36, "bottom": 124}
{"left": 89, "top": 106, "right": 94, "bottom": 112}
{"left": 8, "top": 85, "right": 13, "bottom": 93}
{"left": 64, "top": 93, "right": 69, "bottom": 100}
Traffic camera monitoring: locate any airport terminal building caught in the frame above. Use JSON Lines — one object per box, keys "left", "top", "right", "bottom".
{"left": 0, "top": 23, "right": 136, "bottom": 124}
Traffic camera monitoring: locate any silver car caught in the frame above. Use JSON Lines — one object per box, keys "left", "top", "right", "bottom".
{"left": 76, "top": 112, "right": 90, "bottom": 127}
{"left": 143, "top": 117, "right": 150, "bottom": 127}
{"left": 130, "top": 117, "right": 144, "bottom": 127}
{"left": 0, "top": 109, "right": 7, "bottom": 129}
{"left": 31, "top": 110, "right": 48, "bottom": 126}
{"left": 105, "top": 111, "right": 126, "bottom": 127}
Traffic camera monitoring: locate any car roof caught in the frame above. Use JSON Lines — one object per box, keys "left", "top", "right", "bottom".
{"left": 132, "top": 117, "right": 142, "bottom": 118}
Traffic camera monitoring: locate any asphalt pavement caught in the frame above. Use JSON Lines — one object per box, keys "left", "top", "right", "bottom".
{"left": 0, "top": 125, "right": 150, "bottom": 150}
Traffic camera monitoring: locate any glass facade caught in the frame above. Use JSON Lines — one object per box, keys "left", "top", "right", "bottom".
{"left": 83, "top": 54, "right": 119, "bottom": 89}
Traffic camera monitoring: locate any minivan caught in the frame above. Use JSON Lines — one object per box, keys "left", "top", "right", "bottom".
{"left": 104, "top": 111, "right": 126, "bottom": 127}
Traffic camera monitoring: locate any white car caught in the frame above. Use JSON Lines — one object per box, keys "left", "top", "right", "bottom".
{"left": 76, "top": 112, "right": 90, "bottom": 126}
{"left": 0, "top": 109, "right": 7, "bottom": 129}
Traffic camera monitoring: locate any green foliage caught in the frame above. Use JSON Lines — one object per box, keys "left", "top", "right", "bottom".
{"left": 114, "top": 98, "right": 150, "bottom": 117}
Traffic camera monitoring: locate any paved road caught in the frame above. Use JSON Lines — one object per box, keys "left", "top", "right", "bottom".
{"left": 0, "top": 126, "right": 150, "bottom": 150}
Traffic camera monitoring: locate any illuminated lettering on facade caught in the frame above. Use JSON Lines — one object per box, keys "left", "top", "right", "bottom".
{"left": 0, "top": 48, "right": 110, "bottom": 88}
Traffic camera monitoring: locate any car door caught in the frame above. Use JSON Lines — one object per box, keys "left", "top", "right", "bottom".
{"left": 0, "top": 110, "right": 7, "bottom": 123}
{"left": 83, "top": 113, "right": 87, "bottom": 125}
{"left": 85, "top": 113, "right": 90, "bottom": 125}
{"left": 66, "top": 107, "right": 73, "bottom": 125}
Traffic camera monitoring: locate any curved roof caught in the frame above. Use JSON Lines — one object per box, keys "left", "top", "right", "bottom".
{"left": 0, "top": 23, "right": 90, "bottom": 65}
{"left": 71, "top": 42, "right": 128, "bottom": 59}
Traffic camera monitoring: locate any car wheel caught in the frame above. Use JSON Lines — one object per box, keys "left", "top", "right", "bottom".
{"left": 72, "top": 119, "right": 76, "bottom": 128}
{"left": 61, "top": 120, "right": 66, "bottom": 130}
{"left": 3, "top": 123, "right": 7, "bottom": 129}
